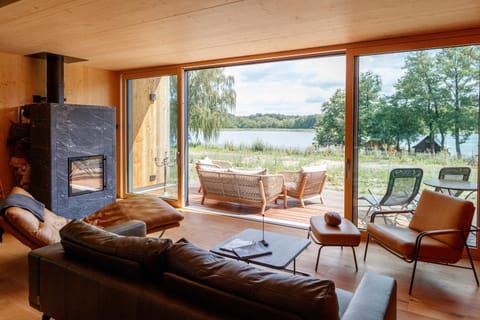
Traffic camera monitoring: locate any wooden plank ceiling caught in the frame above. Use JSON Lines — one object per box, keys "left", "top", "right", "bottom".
{"left": 0, "top": 0, "right": 479, "bottom": 71}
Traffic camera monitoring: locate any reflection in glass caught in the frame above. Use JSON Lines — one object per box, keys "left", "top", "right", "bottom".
{"left": 69, "top": 155, "right": 104, "bottom": 196}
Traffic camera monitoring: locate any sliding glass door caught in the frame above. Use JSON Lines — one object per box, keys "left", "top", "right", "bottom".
{"left": 354, "top": 45, "right": 479, "bottom": 244}
{"left": 185, "top": 56, "right": 346, "bottom": 220}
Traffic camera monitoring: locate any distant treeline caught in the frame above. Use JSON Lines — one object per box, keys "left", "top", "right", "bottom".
{"left": 225, "top": 113, "right": 318, "bottom": 129}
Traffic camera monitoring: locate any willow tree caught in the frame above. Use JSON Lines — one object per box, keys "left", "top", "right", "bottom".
{"left": 187, "top": 68, "right": 236, "bottom": 143}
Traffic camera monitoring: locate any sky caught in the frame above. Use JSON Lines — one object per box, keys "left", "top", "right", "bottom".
{"left": 223, "top": 52, "right": 408, "bottom": 116}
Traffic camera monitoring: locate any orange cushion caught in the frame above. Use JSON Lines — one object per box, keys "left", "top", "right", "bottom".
{"left": 310, "top": 216, "right": 360, "bottom": 246}
{"left": 84, "top": 195, "right": 184, "bottom": 233}
{"left": 409, "top": 190, "right": 475, "bottom": 248}
{"left": 367, "top": 223, "right": 462, "bottom": 263}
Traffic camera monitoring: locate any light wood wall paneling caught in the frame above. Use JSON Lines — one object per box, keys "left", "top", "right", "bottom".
{"left": 0, "top": 52, "right": 120, "bottom": 194}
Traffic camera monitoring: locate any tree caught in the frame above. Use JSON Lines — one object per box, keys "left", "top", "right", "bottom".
{"left": 394, "top": 51, "right": 444, "bottom": 152}
{"left": 357, "top": 71, "right": 383, "bottom": 145}
{"left": 187, "top": 68, "right": 236, "bottom": 142}
{"left": 435, "top": 47, "right": 479, "bottom": 158}
{"left": 314, "top": 89, "right": 345, "bottom": 146}
{"left": 393, "top": 48, "right": 480, "bottom": 158}
{"left": 380, "top": 93, "right": 423, "bottom": 152}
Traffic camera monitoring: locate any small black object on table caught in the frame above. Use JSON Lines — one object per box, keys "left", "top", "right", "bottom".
{"left": 211, "top": 228, "right": 310, "bottom": 275}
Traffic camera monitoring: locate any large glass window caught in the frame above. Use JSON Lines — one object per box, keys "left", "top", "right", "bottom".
{"left": 355, "top": 45, "right": 479, "bottom": 233}
{"left": 186, "top": 55, "right": 346, "bottom": 224}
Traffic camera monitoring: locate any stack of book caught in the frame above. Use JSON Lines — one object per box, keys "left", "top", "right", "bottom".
{"left": 221, "top": 238, "right": 272, "bottom": 259}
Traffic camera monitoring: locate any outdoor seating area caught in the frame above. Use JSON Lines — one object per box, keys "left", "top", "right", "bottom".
{"left": 195, "top": 159, "right": 329, "bottom": 214}
{"left": 196, "top": 163, "right": 286, "bottom": 215}
{"left": 358, "top": 166, "right": 478, "bottom": 228}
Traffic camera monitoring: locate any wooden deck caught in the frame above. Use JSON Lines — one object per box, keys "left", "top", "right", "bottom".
{"left": 187, "top": 185, "right": 345, "bottom": 227}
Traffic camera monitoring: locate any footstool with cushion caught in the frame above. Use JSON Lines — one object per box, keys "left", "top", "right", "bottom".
{"left": 308, "top": 213, "right": 361, "bottom": 272}
{"left": 83, "top": 195, "right": 184, "bottom": 237}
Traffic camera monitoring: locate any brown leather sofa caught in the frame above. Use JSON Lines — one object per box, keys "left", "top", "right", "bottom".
{"left": 29, "top": 220, "right": 397, "bottom": 320}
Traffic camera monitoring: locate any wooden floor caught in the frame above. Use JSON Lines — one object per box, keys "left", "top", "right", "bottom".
{"left": 2, "top": 210, "right": 480, "bottom": 319}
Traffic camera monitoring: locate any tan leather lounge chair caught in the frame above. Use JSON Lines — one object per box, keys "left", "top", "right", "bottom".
{"left": 0, "top": 187, "right": 184, "bottom": 249}
{"left": 364, "top": 189, "right": 478, "bottom": 294}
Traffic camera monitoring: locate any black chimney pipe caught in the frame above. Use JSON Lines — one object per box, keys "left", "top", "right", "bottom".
{"left": 46, "top": 53, "right": 64, "bottom": 103}
{"left": 27, "top": 52, "right": 86, "bottom": 103}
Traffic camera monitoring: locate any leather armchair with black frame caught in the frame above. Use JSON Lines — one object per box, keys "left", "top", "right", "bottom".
{"left": 363, "top": 189, "right": 478, "bottom": 294}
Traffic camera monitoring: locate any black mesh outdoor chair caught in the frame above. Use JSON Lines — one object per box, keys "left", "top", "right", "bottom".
{"left": 436, "top": 166, "right": 472, "bottom": 198}
{"left": 359, "top": 168, "right": 424, "bottom": 224}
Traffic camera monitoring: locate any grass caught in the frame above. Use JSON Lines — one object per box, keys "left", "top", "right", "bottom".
{"left": 189, "top": 143, "right": 477, "bottom": 198}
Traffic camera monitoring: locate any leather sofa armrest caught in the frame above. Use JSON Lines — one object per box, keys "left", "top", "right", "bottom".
{"left": 104, "top": 220, "right": 146, "bottom": 237}
{"left": 341, "top": 272, "right": 397, "bottom": 320}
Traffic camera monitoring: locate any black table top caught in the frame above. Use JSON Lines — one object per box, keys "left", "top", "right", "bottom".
{"left": 210, "top": 228, "right": 311, "bottom": 269}
{"left": 424, "top": 179, "right": 478, "bottom": 191}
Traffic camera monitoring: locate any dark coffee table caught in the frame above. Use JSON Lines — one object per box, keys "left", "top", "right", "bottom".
{"left": 211, "top": 228, "right": 310, "bottom": 275}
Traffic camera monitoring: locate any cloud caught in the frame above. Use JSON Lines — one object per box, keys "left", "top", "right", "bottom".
{"left": 305, "top": 96, "right": 325, "bottom": 104}
{"left": 221, "top": 51, "right": 418, "bottom": 116}
{"left": 224, "top": 55, "right": 346, "bottom": 116}
{"left": 359, "top": 52, "right": 408, "bottom": 95}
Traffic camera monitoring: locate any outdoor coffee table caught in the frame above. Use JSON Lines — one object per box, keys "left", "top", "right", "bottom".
{"left": 210, "top": 228, "right": 310, "bottom": 275}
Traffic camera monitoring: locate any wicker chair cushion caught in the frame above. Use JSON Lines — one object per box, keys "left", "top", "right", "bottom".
{"left": 228, "top": 168, "right": 267, "bottom": 175}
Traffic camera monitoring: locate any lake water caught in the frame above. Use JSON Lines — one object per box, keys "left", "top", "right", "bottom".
{"left": 195, "top": 129, "right": 479, "bottom": 158}
{"left": 196, "top": 129, "right": 316, "bottom": 151}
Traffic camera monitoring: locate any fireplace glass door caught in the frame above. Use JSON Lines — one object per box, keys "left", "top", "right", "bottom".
{"left": 69, "top": 155, "right": 105, "bottom": 196}
{"left": 126, "top": 74, "right": 179, "bottom": 201}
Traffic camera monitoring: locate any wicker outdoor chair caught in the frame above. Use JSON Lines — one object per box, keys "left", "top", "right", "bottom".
{"left": 195, "top": 159, "right": 233, "bottom": 192}
{"left": 280, "top": 166, "right": 328, "bottom": 208}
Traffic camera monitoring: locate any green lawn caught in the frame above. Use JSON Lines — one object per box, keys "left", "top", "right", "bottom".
{"left": 189, "top": 144, "right": 477, "bottom": 199}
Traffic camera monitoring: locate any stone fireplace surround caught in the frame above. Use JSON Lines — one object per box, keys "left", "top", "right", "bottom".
{"left": 29, "top": 103, "right": 116, "bottom": 219}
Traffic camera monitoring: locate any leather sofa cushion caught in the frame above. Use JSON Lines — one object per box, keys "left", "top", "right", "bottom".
{"left": 166, "top": 239, "right": 339, "bottom": 320}
{"left": 60, "top": 220, "right": 172, "bottom": 280}
{"left": 2, "top": 187, "right": 69, "bottom": 247}
{"left": 83, "top": 195, "right": 184, "bottom": 233}
{"left": 367, "top": 222, "right": 463, "bottom": 263}
{"left": 409, "top": 190, "right": 475, "bottom": 248}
